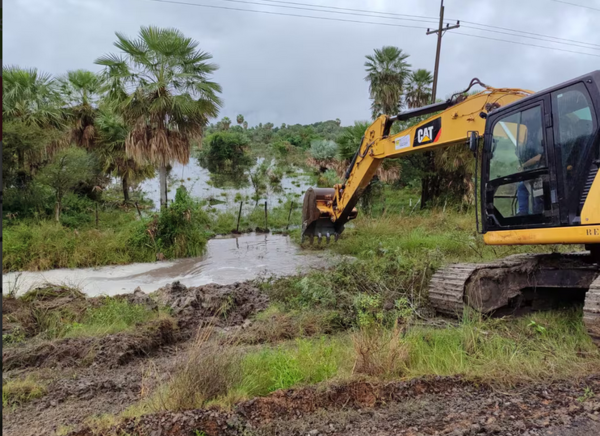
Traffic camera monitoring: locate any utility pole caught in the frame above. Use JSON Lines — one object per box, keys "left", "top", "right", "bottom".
{"left": 427, "top": 0, "right": 460, "bottom": 103}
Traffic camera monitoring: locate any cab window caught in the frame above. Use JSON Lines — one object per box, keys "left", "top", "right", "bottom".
{"left": 489, "top": 106, "right": 546, "bottom": 218}
{"left": 551, "top": 83, "right": 597, "bottom": 199}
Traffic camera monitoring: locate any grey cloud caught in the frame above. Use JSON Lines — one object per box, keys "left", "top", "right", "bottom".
{"left": 5, "top": 0, "right": 599, "bottom": 126}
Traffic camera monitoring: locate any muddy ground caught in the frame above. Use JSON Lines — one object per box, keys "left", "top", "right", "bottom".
{"left": 3, "top": 282, "right": 600, "bottom": 436}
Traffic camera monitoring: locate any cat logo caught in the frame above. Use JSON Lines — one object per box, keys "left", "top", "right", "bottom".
{"left": 413, "top": 118, "right": 442, "bottom": 147}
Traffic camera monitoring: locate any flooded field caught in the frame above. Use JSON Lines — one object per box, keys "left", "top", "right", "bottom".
{"left": 2, "top": 233, "right": 335, "bottom": 297}
{"left": 140, "top": 158, "right": 314, "bottom": 212}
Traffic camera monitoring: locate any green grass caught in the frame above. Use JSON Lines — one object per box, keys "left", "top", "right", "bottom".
{"left": 404, "top": 310, "right": 599, "bottom": 383}
{"left": 2, "top": 220, "right": 155, "bottom": 272}
{"left": 237, "top": 337, "right": 352, "bottom": 397}
{"left": 2, "top": 376, "right": 47, "bottom": 407}
{"left": 64, "top": 298, "right": 160, "bottom": 338}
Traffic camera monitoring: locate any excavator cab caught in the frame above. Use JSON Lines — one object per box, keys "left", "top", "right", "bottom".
{"left": 480, "top": 71, "right": 600, "bottom": 250}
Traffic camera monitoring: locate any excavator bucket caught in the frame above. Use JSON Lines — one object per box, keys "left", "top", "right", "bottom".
{"left": 301, "top": 187, "right": 357, "bottom": 244}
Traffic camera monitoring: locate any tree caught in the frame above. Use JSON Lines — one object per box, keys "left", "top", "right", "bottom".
{"left": 2, "top": 66, "right": 65, "bottom": 175}
{"left": 405, "top": 69, "right": 433, "bottom": 109}
{"left": 95, "top": 110, "right": 155, "bottom": 203}
{"left": 236, "top": 114, "right": 244, "bottom": 125}
{"left": 243, "top": 120, "right": 248, "bottom": 130}
{"left": 96, "top": 26, "right": 222, "bottom": 209}
{"left": 337, "top": 121, "right": 370, "bottom": 161}
{"left": 309, "top": 139, "right": 337, "bottom": 161}
{"left": 364, "top": 46, "right": 411, "bottom": 119}
{"left": 36, "top": 147, "right": 94, "bottom": 222}
{"left": 222, "top": 117, "right": 231, "bottom": 130}
{"left": 198, "top": 131, "right": 252, "bottom": 173}
{"left": 59, "top": 69, "right": 104, "bottom": 149}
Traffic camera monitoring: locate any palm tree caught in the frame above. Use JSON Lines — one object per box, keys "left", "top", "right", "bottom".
{"left": 236, "top": 114, "right": 244, "bottom": 125}
{"left": 96, "top": 26, "right": 222, "bottom": 209}
{"left": 364, "top": 46, "right": 411, "bottom": 119}
{"left": 59, "top": 69, "right": 104, "bottom": 149}
{"left": 2, "top": 66, "right": 65, "bottom": 173}
{"left": 96, "top": 110, "right": 155, "bottom": 203}
{"left": 337, "top": 121, "right": 371, "bottom": 161}
{"left": 405, "top": 69, "right": 433, "bottom": 109}
{"left": 243, "top": 121, "right": 248, "bottom": 130}
{"left": 222, "top": 117, "right": 231, "bottom": 130}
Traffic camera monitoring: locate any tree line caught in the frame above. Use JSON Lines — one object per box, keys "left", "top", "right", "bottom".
{"left": 3, "top": 26, "right": 222, "bottom": 222}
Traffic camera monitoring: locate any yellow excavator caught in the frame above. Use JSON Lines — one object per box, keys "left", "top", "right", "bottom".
{"left": 301, "top": 72, "right": 600, "bottom": 341}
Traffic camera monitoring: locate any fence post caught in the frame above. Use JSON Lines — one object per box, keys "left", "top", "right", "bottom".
{"left": 134, "top": 202, "right": 142, "bottom": 220}
{"left": 236, "top": 201, "right": 243, "bottom": 233}
{"left": 286, "top": 201, "right": 294, "bottom": 230}
{"left": 264, "top": 201, "right": 268, "bottom": 230}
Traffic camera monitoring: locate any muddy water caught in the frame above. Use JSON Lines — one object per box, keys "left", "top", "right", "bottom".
{"left": 3, "top": 234, "right": 334, "bottom": 297}
{"left": 140, "top": 158, "right": 314, "bottom": 211}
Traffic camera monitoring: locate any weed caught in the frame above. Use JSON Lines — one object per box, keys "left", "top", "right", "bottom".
{"left": 527, "top": 320, "right": 547, "bottom": 335}
{"left": 578, "top": 387, "right": 595, "bottom": 402}
{"left": 352, "top": 323, "right": 409, "bottom": 378}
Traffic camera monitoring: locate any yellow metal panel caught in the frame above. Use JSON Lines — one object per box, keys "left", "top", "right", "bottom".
{"left": 484, "top": 226, "right": 600, "bottom": 245}
{"left": 581, "top": 173, "right": 600, "bottom": 225}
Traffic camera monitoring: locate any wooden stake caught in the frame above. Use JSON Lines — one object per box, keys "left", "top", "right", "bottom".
{"left": 236, "top": 201, "right": 243, "bottom": 233}
{"left": 286, "top": 201, "right": 294, "bottom": 230}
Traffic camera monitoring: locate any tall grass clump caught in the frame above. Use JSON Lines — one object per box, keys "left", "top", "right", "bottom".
{"left": 2, "top": 220, "right": 155, "bottom": 272}
{"left": 2, "top": 376, "right": 47, "bottom": 407}
{"left": 131, "top": 186, "right": 210, "bottom": 259}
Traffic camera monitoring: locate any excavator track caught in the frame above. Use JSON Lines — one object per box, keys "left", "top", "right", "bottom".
{"left": 429, "top": 263, "right": 479, "bottom": 316}
{"left": 583, "top": 275, "right": 600, "bottom": 346}
{"left": 429, "top": 253, "right": 600, "bottom": 326}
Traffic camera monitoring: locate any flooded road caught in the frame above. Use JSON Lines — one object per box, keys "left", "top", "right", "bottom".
{"left": 3, "top": 234, "right": 334, "bottom": 297}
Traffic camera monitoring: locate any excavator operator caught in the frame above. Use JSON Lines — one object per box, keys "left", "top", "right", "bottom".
{"left": 516, "top": 109, "right": 545, "bottom": 215}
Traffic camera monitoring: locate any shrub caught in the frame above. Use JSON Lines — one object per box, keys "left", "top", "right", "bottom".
{"left": 309, "top": 139, "right": 338, "bottom": 161}
{"left": 198, "top": 131, "right": 253, "bottom": 173}
{"left": 132, "top": 186, "right": 210, "bottom": 258}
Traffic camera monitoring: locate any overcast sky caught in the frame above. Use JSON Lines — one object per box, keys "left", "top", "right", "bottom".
{"left": 4, "top": 0, "right": 600, "bottom": 126}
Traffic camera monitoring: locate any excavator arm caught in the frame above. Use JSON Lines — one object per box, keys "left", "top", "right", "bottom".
{"left": 302, "top": 80, "right": 532, "bottom": 242}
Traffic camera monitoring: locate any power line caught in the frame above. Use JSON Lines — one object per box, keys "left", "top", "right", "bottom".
{"left": 213, "top": 0, "right": 441, "bottom": 25}
{"left": 142, "top": 0, "right": 427, "bottom": 30}
{"left": 139, "top": 0, "right": 600, "bottom": 58}
{"left": 458, "top": 20, "right": 600, "bottom": 49}
{"left": 452, "top": 31, "right": 600, "bottom": 58}
{"left": 461, "top": 24, "right": 600, "bottom": 51}
{"left": 548, "top": 0, "right": 600, "bottom": 12}
{"left": 243, "top": 0, "right": 600, "bottom": 49}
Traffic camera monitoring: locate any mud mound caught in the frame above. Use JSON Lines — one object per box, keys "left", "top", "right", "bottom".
{"left": 154, "top": 281, "right": 269, "bottom": 333}
{"left": 69, "top": 375, "right": 600, "bottom": 436}
{"left": 3, "top": 318, "right": 176, "bottom": 370}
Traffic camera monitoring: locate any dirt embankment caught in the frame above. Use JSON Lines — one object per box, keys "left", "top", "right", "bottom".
{"left": 2, "top": 281, "right": 268, "bottom": 436}
{"left": 70, "top": 375, "right": 600, "bottom": 436}
{"left": 3, "top": 281, "right": 267, "bottom": 371}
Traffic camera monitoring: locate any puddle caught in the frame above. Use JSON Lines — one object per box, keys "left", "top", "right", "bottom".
{"left": 3, "top": 234, "right": 335, "bottom": 297}
{"left": 140, "top": 158, "right": 314, "bottom": 211}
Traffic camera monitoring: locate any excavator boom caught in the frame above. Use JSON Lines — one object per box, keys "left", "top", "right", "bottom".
{"left": 302, "top": 80, "right": 532, "bottom": 241}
